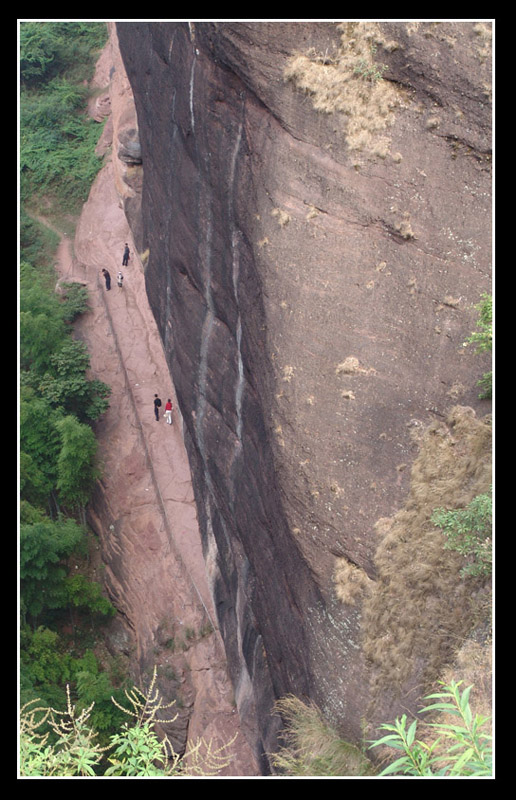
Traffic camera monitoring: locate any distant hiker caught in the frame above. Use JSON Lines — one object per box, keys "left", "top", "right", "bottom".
{"left": 154, "top": 394, "right": 162, "bottom": 421}
{"left": 122, "top": 243, "right": 130, "bottom": 266}
{"left": 117, "top": 271, "right": 124, "bottom": 288}
{"left": 164, "top": 399, "right": 173, "bottom": 425}
{"left": 101, "top": 269, "right": 111, "bottom": 290}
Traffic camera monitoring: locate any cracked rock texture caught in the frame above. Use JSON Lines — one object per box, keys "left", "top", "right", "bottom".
{"left": 111, "top": 21, "right": 491, "bottom": 769}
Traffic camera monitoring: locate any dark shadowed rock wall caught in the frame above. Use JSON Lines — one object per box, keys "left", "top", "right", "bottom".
{"left": 115, "top": 21, "right": 491, "bottom": 770}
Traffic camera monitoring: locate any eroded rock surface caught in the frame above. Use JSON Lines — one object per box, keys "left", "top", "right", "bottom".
{"left": 93, "top": 21, "right": 491, "bottom": 770}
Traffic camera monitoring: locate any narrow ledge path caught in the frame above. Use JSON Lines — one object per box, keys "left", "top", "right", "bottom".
{"left": 46, "top": 154, "right": 258, "bottom": 775}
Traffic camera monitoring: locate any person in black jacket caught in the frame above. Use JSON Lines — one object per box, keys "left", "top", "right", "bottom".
{"left": 153, "top": 394, "right": 162, "bottom": 421}
{"left": 122, "top": 243, "right": 130, "bottom": 266}
{"left": 101, "top": 269, "right": 111, "bottom": 290}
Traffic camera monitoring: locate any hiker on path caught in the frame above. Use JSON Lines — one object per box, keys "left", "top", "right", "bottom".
{"left": 101, "top": 269, "right": 111, "bottom": 290}
{"left": 154, "top": 394, "right": 162, "bottom": 421}
{"left": 117, "top": 271, "right": 124, "bottom": 288}
{"left": 164, "top": 398, "right": 173, "bottom": 425}
{"left": 122, "top": 243, "right": 130, "bottom": 266}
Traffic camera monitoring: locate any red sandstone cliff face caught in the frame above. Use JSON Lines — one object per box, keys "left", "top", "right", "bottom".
{"left": 58, "top": 27, "right": 259, "bottom": 775}
{"left": 88, "top": 21, "right": 491, "bottom": 771}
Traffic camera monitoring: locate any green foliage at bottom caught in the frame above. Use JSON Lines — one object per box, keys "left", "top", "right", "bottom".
{"left": 20, "top": 667, "right": 236, "bottom": 777}
{"left": 369, "top": 680, "right": 492, "bottom": 776}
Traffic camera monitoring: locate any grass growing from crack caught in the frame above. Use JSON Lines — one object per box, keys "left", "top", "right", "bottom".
{"left": 284, "top": 21, "right": 405, "bottom": 160}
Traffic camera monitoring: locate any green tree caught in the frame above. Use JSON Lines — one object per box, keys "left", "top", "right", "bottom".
{"left": 19, "top": 499, "right": 48, "bottom": 526}
{"left": 40, "top": 339, "right": 110, "bottom": 422}
{"left": 63, "top": 574, "right": 115, "bottom": 623}
{"left": 19, "top": 309, "right": 66, "bottom": 374}
{"left": 59, "top": 282, "right": 90, "bottom": 323}
{"left": 19, "top": 19, "right": 119, "bottom": 751}
{"left": 19, "top": 260, "right": 69, "bottom": 374}
{"left": 20, "top": 516, "right": 85, "bottom": 620}
{"left": 19, "top": 451, "right": 52, "bottom": 509}
{"left": 72, "top": 651, "right": 128, "bottom": 739}
{"left": 20, "top": 211, "right": 60, "bottom": 273}
{"left": 19, "top": 22, "right": 64, "bottom": 86}
{"left": 20, "top": 626, "right": 74, "bottom": 691}
{"left": 20, "top": 21, "right": 107, "bottom": 87}
{"left": 20, "top": 386, "right": 63, "bottom": 507}
{"left": 55, "top": 415, "right": 101, "bottom": 511}
{"left": 20, "top": 22, "right": 108, "bottom": 207}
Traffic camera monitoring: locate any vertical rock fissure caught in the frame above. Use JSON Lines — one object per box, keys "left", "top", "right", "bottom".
{"left": 230, "top": 116, "right": 245, "bottom": 451}
{"left": 188, "top": 25, "right": 197, "bottom": 135}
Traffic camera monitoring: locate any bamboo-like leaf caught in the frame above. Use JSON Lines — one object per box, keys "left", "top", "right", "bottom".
{"left": 459, "top": 684, "right": 473, "bottom": 712}
{"left": 421, "top": 701, "right": 461, "bottom": 716}
{"left": 450, "top": 747, "right": 475, "bottom": 774}
{"left": 379, "top": 756, "right": 412, "bottom": 776}
{"left": 369, "top": 733, "right": 405, "bottom": 750}
{"left": 406, "top": 719, "right": 418, "bottom": 747}
{"left": 428, "top": 722, "right": 469, "bottom": 735}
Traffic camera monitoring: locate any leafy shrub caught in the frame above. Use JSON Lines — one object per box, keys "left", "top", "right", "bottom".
{"left": 55, "top": 415, "right": 101, "bottom": 510}
{"left": 20, "top": 21, "right": 107, "bottom": 87}
{"left": 465, "top": 293, "right": 492, "bottom": 399}
{"left": 20, "top": 262, "right": 69, "bottom": 373}
{"left": 369, "top": 680, "right": 492, "bottom": 776}
{"left": 20, "top": 516, "right": 86, "bottom": 619}
{"left": 20, "top": 667, "right": 236, "bottom": 777}
{"left": 20, "top": 21, "right": 108, "bottom": 207}
{"left": 40, "top": 339, "right": 111, "bottom": 422}
{"left": 20, "top": 211, "right": 60, "bottom": 274}
{"left": 59, "top": 282, "right": 90, "bottom": 322}
{"left": 432, "top": 490, "right": 492, "bottom": 579}
{"left": 20, "top": 83, "right": 105, "bottom": 207}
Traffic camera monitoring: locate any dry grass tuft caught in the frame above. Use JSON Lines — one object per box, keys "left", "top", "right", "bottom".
{"left": 394, "top": 212, "right": 415, "bottom": 239}
{"left": 334, "top": 556, "right": 373, "bottom": 606}
{"left": 271, "top": 207, "right": 291, "bottom": 227}
{"left": 271, "top": 695, "right": 374, "bottom": 776}
{"left": 362, "top": 406, "right": 492, "bottom": 700}
{"left": 284, "top": 21, "right": 405, "bottom": 160}
{"left": 336, "top": 356, "right": 376, "bottom": 376}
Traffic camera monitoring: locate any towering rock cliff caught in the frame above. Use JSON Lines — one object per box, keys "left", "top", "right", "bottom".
{"left": 114, "top": 21, "right": 492, "bottom": 769}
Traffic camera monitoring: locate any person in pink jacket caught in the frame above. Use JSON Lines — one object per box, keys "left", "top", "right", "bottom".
{"left": 164, "top": 398, "right": 173, "bottom": 425}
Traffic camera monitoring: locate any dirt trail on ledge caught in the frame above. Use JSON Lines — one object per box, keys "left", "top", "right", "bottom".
{"left": 47, "top": 158, "right": 259, "bottom": 775}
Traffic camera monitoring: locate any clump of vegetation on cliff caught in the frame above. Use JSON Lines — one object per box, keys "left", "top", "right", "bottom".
{"left": 432, "top": 489, "right": 492, "bottom": 579}
{"left": 272, "top": 678, "right": 491, "bottom": 777}
{"left": 464, "top": 293, "right": 492, "bottom": 399}
{"left": 271, "top": 695, "right": 374, "bottom": 776}
{"left": 369, "top": 679, "right": 492, "bottom": 776}
{"left": 284, "top": 21, "right": 404, "bottom": 160}
{"left": 362, "top": 405, "right": 492, "bottom": 701}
